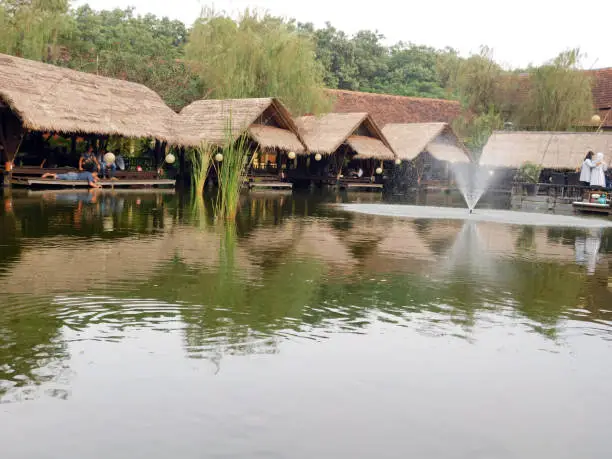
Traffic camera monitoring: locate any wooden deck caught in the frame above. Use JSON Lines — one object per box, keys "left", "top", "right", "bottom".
{"left": 248, "top": 181, "right": 292, "bottom": 190}
{"left": 13, "top": 177, "right": 175, "bottom": 188}
{"left": 571, "top": 190, "right": 611, "bottom": 215}
{"left": 572, "top": 201, "right": 612, "bottom": 214}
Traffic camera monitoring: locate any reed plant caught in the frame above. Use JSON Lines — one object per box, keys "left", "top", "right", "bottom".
{"left": 214, "top": 131, "right": 252, "bottom": 221}
{"left": 188, "top": 144, "right": 213, "bottom": 197}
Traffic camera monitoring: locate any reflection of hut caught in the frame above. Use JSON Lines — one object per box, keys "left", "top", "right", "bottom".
{"left": 480, "top": 131, "right": 612, "bottom": 186}
{"left": 0, "top": 53, "right": 177, "bottom": 187}
{"left": 175, "top": 98, "right": 306, "bottom": 189}
{"left": 293, "top": 113, "right": 396, "bottom": 190}
{"left": 382, "top": 122, "right": 471, "bottom": 186}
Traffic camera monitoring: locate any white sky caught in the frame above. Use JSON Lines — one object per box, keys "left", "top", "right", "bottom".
{"left": 74, "top": 0, "right": 612, "bottom": 69}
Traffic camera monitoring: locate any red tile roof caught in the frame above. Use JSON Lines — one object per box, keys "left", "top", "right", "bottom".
{"left": 326, "top": 89, "right": 462, "bottom": 127}
{"left": 589, "top": 68, "right": 612, "bottom": 109}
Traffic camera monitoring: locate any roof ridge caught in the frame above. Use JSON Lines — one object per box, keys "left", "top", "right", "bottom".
{"left": 326, "top": 88, "right": 460, "bottom": 104}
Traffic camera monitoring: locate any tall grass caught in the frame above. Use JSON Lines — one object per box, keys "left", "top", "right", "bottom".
{"left": 188, "top": 144, "right": 213, "bottom": 196}
{"left": 214, "top": 131, "right": 252, "bottom": 221}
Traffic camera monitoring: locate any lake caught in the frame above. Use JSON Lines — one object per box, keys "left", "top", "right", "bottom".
{"left": 1, "top": 189, "right": 611, "bottom": 459}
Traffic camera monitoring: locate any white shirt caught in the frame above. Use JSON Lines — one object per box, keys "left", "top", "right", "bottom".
{"left": 590, "top": 161, "right": 607, "bottom": 187}
{"left": 580, "top": 159, "right": 595, "bottom": 182}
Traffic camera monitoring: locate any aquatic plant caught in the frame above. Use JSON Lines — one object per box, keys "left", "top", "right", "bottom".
{"left": 213, "top": 128, "right": 252, "bottom": 221}
{"left": 188, "top": 144, "right": 213, "bottom": 196}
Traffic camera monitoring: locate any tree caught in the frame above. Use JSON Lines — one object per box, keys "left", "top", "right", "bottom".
{"left": 515, "top": 49, "right": 594, "bottom": 130}
{"left": 0, "top": 0, "right": 71, "bottom": 62}
{"left": 185, "top": 9, "right": 330, "bottom": 115}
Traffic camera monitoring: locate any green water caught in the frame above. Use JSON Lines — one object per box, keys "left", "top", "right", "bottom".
{"left": 1, "top": 190, "right": 611, "bottom": 458}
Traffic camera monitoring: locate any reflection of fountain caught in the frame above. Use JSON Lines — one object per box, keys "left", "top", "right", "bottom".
{"left": 451, "top": 162, "right": 495, "bottom": 211}
{"left": 441, "top": 221, "right": 498, "bottom": 281}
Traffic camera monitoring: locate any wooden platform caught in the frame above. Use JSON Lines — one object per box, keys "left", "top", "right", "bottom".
{"left": 248, "top": 181, "right": 292, "bottom": 190}
{"left": 341, "top": 182, "right": 383, "bottom": 190}
{"left": 572, "top": 201, "right": 612, "bottom": 215}
{"left": 13, "top": 178, "right": 175, "bottom": 188}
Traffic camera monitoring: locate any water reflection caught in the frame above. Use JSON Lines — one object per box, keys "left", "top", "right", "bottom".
{"left": 0, "top": 190, "right": 611, "bottom": 403}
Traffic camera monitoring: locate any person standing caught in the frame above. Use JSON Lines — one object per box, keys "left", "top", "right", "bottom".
{"left": 589, "top": 152, "right": 608, "bottom": 189}
{"left": 579, "top": 151, "right": 595, "bottom": 187}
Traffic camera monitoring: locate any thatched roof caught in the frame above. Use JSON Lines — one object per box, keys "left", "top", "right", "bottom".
{"left": 327, "top": 89, "right": 463, "bottom": 127}
{"left": 0, "top": 53, "right": 176, "bottom": 141}
{"left": 175, "top": 97, "right": 306, "bottom": 152}
{"left": 382, "top": 122, "right": 471, "bottom": 163}
{"left": 294, "top": 112, "right": 395, "bottom": 159}
{"left": 480, "top": 131, "right": 612, "bottom": 169}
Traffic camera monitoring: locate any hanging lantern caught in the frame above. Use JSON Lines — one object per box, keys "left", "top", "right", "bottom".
{"left": 165, "top": 153, "right": 176, "bottom": 164}
{"left": 376, "top": 167, "right": 383, "bottom": 175}
{"left": 394, "top": 158, "right": 402, "bottom": 165}
{"left": 592, "top": 114, "right": 601, "bottom": 124}
{"left": 288, "top": 151, "right": 296, "bottom": 160}
{"left": 103, "top": 152, "right": 116, "bottom": 164}
{"left": 314, "top": 153, "right": 322, "bottom": 162}
{"left": 215, "top": 153, "right": 224, "bottom": 162}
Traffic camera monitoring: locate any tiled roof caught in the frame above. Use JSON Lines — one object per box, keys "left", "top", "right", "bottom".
{"left": 588, "top": 68, "right": 612, "bottom": 109}
{"left": 326, "top": 89, "right": 462, "bottom": 127}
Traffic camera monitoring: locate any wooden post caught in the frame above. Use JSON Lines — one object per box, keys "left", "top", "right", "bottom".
{"left": 0, "top": 110, "right": 24, "bottom": 187}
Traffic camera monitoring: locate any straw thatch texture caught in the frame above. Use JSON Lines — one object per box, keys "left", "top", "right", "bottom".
{"left": 294, "top": 112, "right": 395, "bottom": 159}
{"left": 480, "top": 131, "right": 612, "bottom": 169}
{"left": 347, "top": 136, "right": 395, "bottom": 160}
{"left": 0, "top": 53, "right": 177, "bottom": 140}
{"left": 328, "top": 89, "right": 462, "bottom": 127}
{"left": 176, "top": 97, "right": 306, "bottom": 151}
{"left": 248, "top": 125, "right": 305, "bottom": 153}
{"left": 382, "top": 122, "right": 471, "bottom": 163}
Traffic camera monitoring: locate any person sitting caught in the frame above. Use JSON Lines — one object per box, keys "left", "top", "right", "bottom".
{"left": 98, "top": 151, "right": 118, "bottom": 179}
{"left": 41, "top": 171, "right": 102, "bottom": 188}
{"left": 589, "top": 152, "right": 608, "bottom": 190}
{"left": 79, "top": 146, "right": 99, "bottom": 173}
{"left": 579, "top": 151, "right": 595, "bottom": 187}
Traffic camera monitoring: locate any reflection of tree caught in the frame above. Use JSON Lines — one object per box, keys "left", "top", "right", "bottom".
{"left": 0, "top": 294, "right": 68, "bottom": 401}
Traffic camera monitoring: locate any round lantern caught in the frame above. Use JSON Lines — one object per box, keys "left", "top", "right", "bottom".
{"left": 394, "top": 158, "right": 402, "bottom": 165}
{"left": 376, "top": 167, "right": 383, "bottom": 175}
{"left": 215, "top": 153, "right": 224, "bottom": 162}
{"left": 314, "top": 153, "right": 322, "bottom": 162}
{"left": 288, "top": 151, "right": 296, "bottom": 160}
{"left": 103, "top": 152, "right": 116, "bottom": 164}
{"left": 165, "top": 153, "right": 176, "bottom": 164}
{"left": 592, "top": 114, "right": 601, "bottom": 124}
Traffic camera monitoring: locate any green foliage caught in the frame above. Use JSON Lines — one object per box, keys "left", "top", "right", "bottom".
{"left": 186, "top": 9, "right": 329, "bottom": 115}
{"left": 515, "top": 49, "right": 594, "bottom": 130}
{"left": 214, "top": 126, "right": 252, "bottom": 221}
{"left": 452, "top": 109, "right": 504, "bottom": 159}
{"left": 189, "top": 144, "right": 213, "bottom": 197}
{"left": 518, "top": 161, "right": 543, "bottom": 183}
{"left": 0, "top": 0, "right": 71, "bottom": 61}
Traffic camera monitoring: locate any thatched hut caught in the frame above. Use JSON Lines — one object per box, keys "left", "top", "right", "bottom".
{"left": 293, "top": 112, "right": 396, "bottom": 188}
{"left": 0, "top": 53, "right": 177, "bottom": 180}
{"left": 175, "top": 98, "right": 306, "bottom": 186}
{"left": 382, "top": 122, "right": 471, "bottom": 186}
{"left": 480, "top": 131, "right": 612, "bottom": 185}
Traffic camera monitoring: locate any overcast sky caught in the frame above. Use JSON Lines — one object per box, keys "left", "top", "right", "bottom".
{"left": 74, "top": 0, "right": 612, "bottom": 69}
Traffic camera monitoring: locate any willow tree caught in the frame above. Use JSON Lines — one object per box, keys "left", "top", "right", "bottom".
{"left": 185, "top": 9, "right": 330, "bottom": 115}
{"left": 516, "top": 49, "right": 594, "bottom": 131}
{"left": 0, "top": 0, "right": 72, "bottom": 62}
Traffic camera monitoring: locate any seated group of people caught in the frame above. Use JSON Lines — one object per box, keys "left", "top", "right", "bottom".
{"left": 42, "top": 147, "right": 125, "bottom": 188}
{"left": 580, "top": 151, "right": 610, "bottom": 189}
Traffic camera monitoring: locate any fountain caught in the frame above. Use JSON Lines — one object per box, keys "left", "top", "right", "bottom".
{"left": 451, "top": 162, "right": 496, "bottom": 212}
{"left": 338, "top": 154, "right": 612, "bottom": 228}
